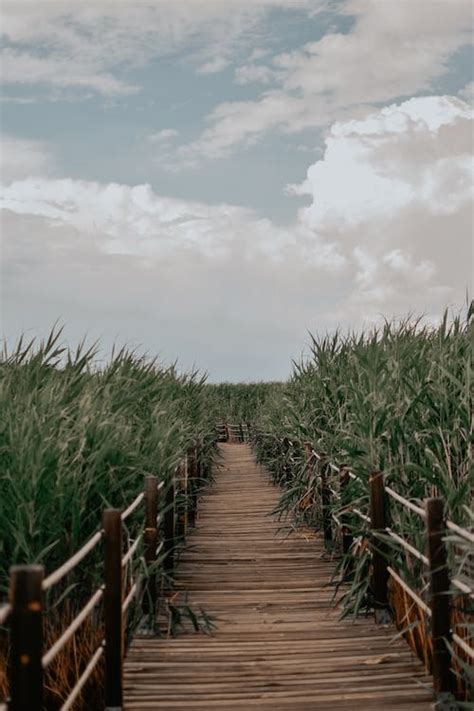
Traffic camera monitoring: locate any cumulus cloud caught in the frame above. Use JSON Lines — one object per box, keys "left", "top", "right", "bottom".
{"left": 293, "top": 95, "right": 473, "bottom": 320}
{"left": 178, "top": 0, "right": 473, "bottom": 161}
{"left": 1, "top": 94, "right": 471, "bottom": 379}
{"left": 0, "top": 176, "right": 343, "bottom": 268}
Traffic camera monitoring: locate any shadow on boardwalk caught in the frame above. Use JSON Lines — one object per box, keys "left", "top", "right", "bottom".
{"left": 124, "top": 444, "right": 433, "bottom": 710}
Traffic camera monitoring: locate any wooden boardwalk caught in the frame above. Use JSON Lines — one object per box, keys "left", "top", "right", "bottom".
{"left": 124, "top": 444, "right": 433, "bottom": 710}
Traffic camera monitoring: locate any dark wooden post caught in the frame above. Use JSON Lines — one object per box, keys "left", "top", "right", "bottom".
{"left": 188, "top": 444, "right": 199, "bottom": 527}
{"left": 163, "top": 472, "right": 175, "bottom": 575}
{"left": 369, "top": 471, "right": 389, "bottom": 622}
{"left": 282, "top": 436, "right": 291, "bottom": 483}
{"left": 426, "top": 498, "right": 453, "bottom": 695}
{"left": 175, "top": 462, "right": 185, "bottom": 539}
{"left": 103, "top": 509, "right": 123, "bottom": 710}
{"left": 8, "top": 565, "right": 44, "bottom": 711}
{"left": 239, "top": 424, "right": 244, "bottom": 443}
{"left": 320, "top": 460, "right": 332, "bottom": 546}
{"left": 304, "top": 442, "right": 314, "bottom": 496}
{"left": 340, "top": 468, "right": 354, "bottom": 575}
{"left": 143, "top": 475, "right": 158, "bottom": 617}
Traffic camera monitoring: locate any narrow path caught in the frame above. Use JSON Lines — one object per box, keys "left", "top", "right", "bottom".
{"left": 124, "top": 444, "right": 433, "bottom": 710}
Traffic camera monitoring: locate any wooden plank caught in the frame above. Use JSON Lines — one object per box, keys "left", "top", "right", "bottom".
{"left": 124, "top": 444, "right": 432, "bottom": 710}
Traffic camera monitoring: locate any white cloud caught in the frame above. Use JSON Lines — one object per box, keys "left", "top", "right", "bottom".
{"left": 1, "top": 94, "right": 471, "bottom": 379}
{"left": 0, "top": 0, "right": 317, "bottom": 97}
{"left": 0, "top": 48, "right": 138, "bottom": 96}
{"left": 0, "top": 135, "right": 55, "bottom": 182}
{"left": 197, "top": 57, "right": 231, "bottom": 75}
{"left": 0, "top": 176, "right": 342, "bottom": 269}
{"left": 148, "top": 129, "right": 179, "bottom": 143}
{"left": 178, "top": 0, "right": 473, "bottom": 161}
{"left": 292, "top": 95, "right": 473, "bottom": 318}
{"left": 459, "top": 81, "right": 474, "bottom": 103}
{"left": 234, "top": 64, "right": 275, "bottom": 85}
{"left": 294, "top": 96, "right": 473, "bottom": 229}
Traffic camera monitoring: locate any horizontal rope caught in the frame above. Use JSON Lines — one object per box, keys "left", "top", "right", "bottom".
{"left": 0, "top": 604, "right": 11, "bottom": 626}
{"left": 387, "top": 566, "right": 431, "bottom": 616}
{"left": 43, "top": 530, "right": 103, "bottom": 591}
{"left": 352, "top": 507, "right": 370, "bottom": 524}
{"left": 60, "top": 645, "right": 103, "bottom": 711}
{"left": 42, "top": 587, "right": 103, "bottom": 668}
{"left": 121, "top": 492, "right": 145, "bottom": 521}
{"left": 446, "top": 520, "right": 474, "bottom": 544}
{"left": 122, "top": 534, "right": 143, "bottom": 568}
{"left": 385, "top": 528, "right": 429, "bottom": 565}
{"left": 452, "top": 633, "right": 474, "bottom": 660}
{"left": 385, "top": 486, "right": 426, "bottom": 519}
{"left": 122, "top": 582, "right": 138, "bottom": 614}
{"left": 452, "top": 577, "right": 474, "bottom": 598}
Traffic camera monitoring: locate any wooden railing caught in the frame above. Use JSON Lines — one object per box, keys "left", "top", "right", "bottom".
{"left": 216, "top": 422, "right": 250, "bottom": 443}
{"left": 252, "top": 431, "right": 474, "bottom": 702}
{"left": 0, "top": 442, "right": 208, "bottom": 710}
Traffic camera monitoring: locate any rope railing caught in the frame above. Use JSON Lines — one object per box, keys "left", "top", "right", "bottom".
{"left": 121, "top": 492, "right": 145, "bottom": 521}
{"left": 216, "top": 422, "right": 251, "bottom": 443}
{"left": 61, "top": 645, "right": 104, "bottom": 711}
{"left": 42, "top": 588, "right": 104, "bottom": 669}
{"left": 0, "top": 605, "right": 11, "bottom": 626}
{"left": 251, "top": 428, "right": 473, "bottom": 701}
{"left": 2, "top": 439, "right": 209, "bottom": 711}
{"left": 43, "top": 529, "right": 104, "bottom": 591}
{"left": 385, "top": 485, "right": 426, "bottom": 519}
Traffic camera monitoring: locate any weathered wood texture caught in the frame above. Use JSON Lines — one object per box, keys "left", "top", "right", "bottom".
{"left": 124, "top": 444, "right": 432, "bottom": 710}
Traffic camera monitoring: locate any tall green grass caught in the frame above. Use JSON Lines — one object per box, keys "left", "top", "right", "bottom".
{"left": 255, "top": 308, "right": 472, "bottom": 522}
{"left": 252, "top": 307, "right": 473, "bottom": 698}
{"left": 204, "top": 382, "right": 279, "bottom": 424}
{"left": 0, "top": 328, "right": 215, "bottom": 595}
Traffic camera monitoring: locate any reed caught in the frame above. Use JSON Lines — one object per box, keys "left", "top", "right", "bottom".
{"left": 0, "top": 327, "right": 216, "bottom": 707}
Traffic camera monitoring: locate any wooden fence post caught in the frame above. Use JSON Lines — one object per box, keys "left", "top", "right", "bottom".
{"left": 8, "top": 565, "right": 44, "bottom": 711}
{"left": 426, "top": 498, "right": 453, "bottom": 695}
{"left": 282, "top": 437, "right": 291, "bottom": 483}
{"left": 369, "top": 471, "right": 389, "bottom": 622}
{"left": 175, "top": 462, "right": 185, "bottom": 539}
{"left": 320, "top": 460, "right": 332, "bottom": 546}
{"left": 143, "top": 475, "right": 158, "bottom": 617}
{"left": 188, "top": 447, "right": 194, "bottom": 528}
{"left": 239, "top": 424, "right": 244, "bottom": 443}
{"left": 340, "top": 468, "right": 354, "bottom": 576}
{"left": 103, "top": 508, "right": 123, "bottom": 710}
{"left": 163, "top": 472, "right": 175, "bottom": 576}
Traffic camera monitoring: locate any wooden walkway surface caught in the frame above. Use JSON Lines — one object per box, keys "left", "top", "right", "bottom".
{"left": 124, "top": 444, "right": 433, "bottom": 710}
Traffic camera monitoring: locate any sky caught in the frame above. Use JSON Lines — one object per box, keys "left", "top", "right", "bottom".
{"left": 0, "top": 0, "right": 473, "bottom": 382}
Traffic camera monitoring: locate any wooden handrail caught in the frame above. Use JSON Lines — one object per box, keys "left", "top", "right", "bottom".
{"left": 3, "top": 440, "right": 206, "bottom": 711}
{"left": 42, "top": 530, "right": 104, "bottom": 591}
{"left": 252, "top": 430, "right": 474, "bottom": 700}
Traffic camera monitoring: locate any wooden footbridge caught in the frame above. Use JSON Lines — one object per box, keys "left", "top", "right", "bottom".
{"left": 2, "top": 436, "right": 472, "bottom": 710}
{"left": 124, "top": 444, "right": 432, "bottom": 709}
